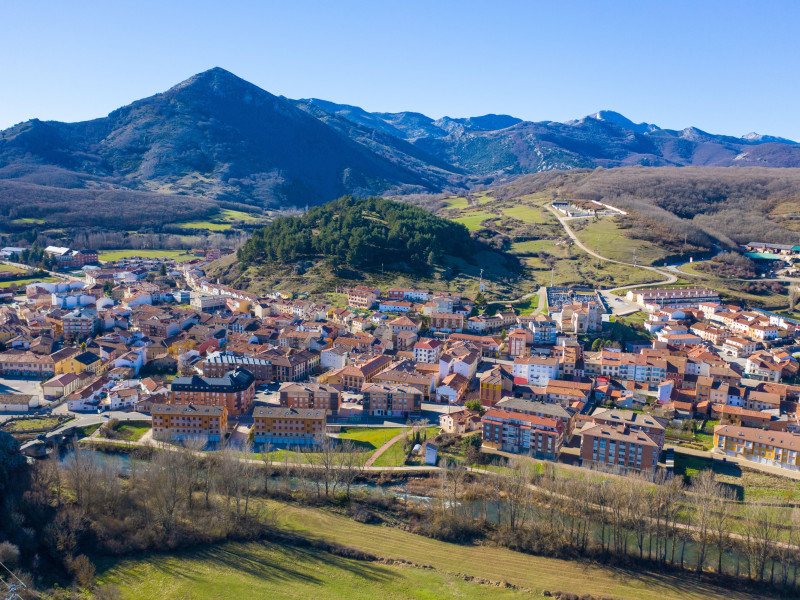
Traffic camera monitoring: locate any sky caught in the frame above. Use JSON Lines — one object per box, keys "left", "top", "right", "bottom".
{"left": 2, "top": 0, "right": 800, "bottom": 139}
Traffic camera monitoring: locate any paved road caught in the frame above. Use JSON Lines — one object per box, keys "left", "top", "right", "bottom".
{"left": 47, "top": 411, "right": 151, "bottom": 438}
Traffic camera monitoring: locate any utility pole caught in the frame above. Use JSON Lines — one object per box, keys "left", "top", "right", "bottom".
{"left": 550, "top": 267, "right": 554, "bottom": 287}
{"left": 633, "top": 249, "right": 637, "bottom": 268}
{"left": 596, "top": 233, "right": 600, "bottom": 268}
{"left": 1, "top": 560, "right": 26, "bottom": 600}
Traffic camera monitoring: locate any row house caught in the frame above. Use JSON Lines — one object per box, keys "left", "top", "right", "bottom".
{"left": 482, "top": 409, "right": 563, "bottom": 459}
{"left": 387, "top": 288, "right": 429, "bottom": 302}
{"left": 152, "top": 403, "right": 227, "bottom": 442}
{"left": 714, "top": 425, "right": 800, "bottom": 471}
{"left": 169, "top": 367, "right": 255, "bottom": 415}
{"left": 722, "top": 336, "right": 758, "bottom": 359}
{"left": 0, "top": 350, "right": 55, "bottom": 378}
{"left": 372, "top": 366, "right": 437, "bottom": 400}
{"left": 378, "top": 300, "right": 412, "bottom": 313}
{"left": 253, "top": 406, "right": 326, "bottom": 447}
{"left": 279, "top": 382, "right": 341, "bottom": 415}
{"left": 627, "top": 287, "right": 719, "bottom": 310}
{"left": 361, "top": 382, "right": 423, "bottom": 417}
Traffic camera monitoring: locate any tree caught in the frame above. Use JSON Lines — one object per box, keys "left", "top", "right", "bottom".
{"left": 159, "top": 262, "right": 167, "bottom": 276}
{"left": 464, "top": 399, "right": 486, "bottom": 416}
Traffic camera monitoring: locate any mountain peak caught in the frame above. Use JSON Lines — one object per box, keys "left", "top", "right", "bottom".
{"left": 586, "top": 110, "right": 660, "bottom": 134}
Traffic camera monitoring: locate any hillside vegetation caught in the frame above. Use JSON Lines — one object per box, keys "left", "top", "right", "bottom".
{"left": 238, "top": 196, "right": 481, "bottom": 275}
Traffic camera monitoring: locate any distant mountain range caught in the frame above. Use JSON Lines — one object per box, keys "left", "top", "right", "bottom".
{"left": 2, "top": 67, "right": 800, "bottom": 209}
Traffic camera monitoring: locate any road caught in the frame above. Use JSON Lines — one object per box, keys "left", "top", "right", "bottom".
{"left": 47, "top": 411, "right": 151, "bottom": 438}
{"left": 545, "top": 204, "right": 678, "bottom": 292}
{"left": 0, "top": 259, "right": 80, "bottom": 282}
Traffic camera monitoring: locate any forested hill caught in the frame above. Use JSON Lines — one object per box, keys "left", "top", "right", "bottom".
{"left": 237, "top": 196, "right": 477, "bottom": 273}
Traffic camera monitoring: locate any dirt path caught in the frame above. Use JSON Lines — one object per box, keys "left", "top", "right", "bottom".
{"left": 364, "top": 428, "right": 415, "bottom": 467}
{"left": 545, "top": 204, "right": 678, "bottom": 291}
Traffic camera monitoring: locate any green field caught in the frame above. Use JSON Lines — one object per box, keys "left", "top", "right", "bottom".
{"left": 95, "top": 498, "right": 769, "bottom": 600}
{"left": 98, "top": 249, "right": 197, "bottom": 262}
{"left": 177, "top": 209, "right": 266, "bottom": 231}
{"left": 500, "top": 204, "right": 548, "bottom": 224}
{"left": 573, "top": 218, "right": 670, "bottom": 266}
{"left": 11, "top": 217, "right": 46, "bottom": 224}
{"left": 112, "top": 422, "right": 151, "bottom": 442}
{"left": 2, "top": 417, "right": 60, "bottom": 432}
{"left": 337, "top": 427, "right": 409, "bottom": 451}
{"left": 0, "top": 276, "right": 59, "bottom": 288}
{"left": 97, "top": 540, "right": 526, "bottom": 600}
{"left": 0, "top": 264, "right": 26, "bottom": 274}
{"left": 451, "top": 211, "right": 498, "bottom": 231}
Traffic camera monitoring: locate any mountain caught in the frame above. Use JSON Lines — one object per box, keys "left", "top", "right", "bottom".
{"left": 2, "top": 67, "right": 800, "bottom": 214}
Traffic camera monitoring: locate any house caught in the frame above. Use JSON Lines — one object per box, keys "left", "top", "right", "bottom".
{"left": 42, "top": 372, "right": 81, "bottom": 400}
{"left": 722, "top": 336, "right": 758, "bottom": 358}
{"left": 0, "top": 394, "right": 40, "bottom": 412}
{"left": 169, "top": 367, "right": 255, "bottom": 415}
{"left": 67, "top": 376, "right": 113, "bottom": 411}
{"left": 436, "top": 373, "right": 470, "bottom": 404}
{"left": 320, "top": 346, "right": 350, "bottom": 371}
{"left": 151, "top": 403, "right": 227, "bottom": 442}
{"left": 59, "top": 351, "right": 103, "bottom": 375}
{"left": 482, "top": 409, "right": 563, "bottom": 459}
{"left": 579, "top": 422, "right": 660, "bottom": 474}
{"left": 252, "top": 406, "right": 326, "bottom": 446}
{"left": 439, "top": 409, "right": 482, "bottom": 434}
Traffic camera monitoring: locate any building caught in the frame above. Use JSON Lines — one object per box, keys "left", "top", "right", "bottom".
{"left": 430, "top": 313, "right": 464, "bottom": 333}
{"left": 436, "top": 372, "right": 469, "bottom": 404}
{"left": 62, "top": 308, "right": 98, "bottom": 341}
{"left": 722, "top": 336, "right": 758, "bottom": 359}
{"left": 59, "top": 351, "right": 103, "bottom": 375}
{"left": 347, "top": 286, "right": 380, "bottom": 310}
{"left": 590, "top": 408, "right": 665, "bottom": 447}
{"left": 0, "top": 350, "right": 55, "bottom": 378}
{"left": 512, "top": 355, "right": 559, "bottom": 386}
{"left": 42, "top": 372, "right": 82, "bottom": 400}
{"left": 413, "top": 338, "right": 442, "bottom": 363}
{"left": 507, "top": 330, "right": 528, "bottom": 357}
{"left": 481, "top": 409, "right": 563, "bottom": 459}
{"left": 0, "top": 393, "right": 40, "bottom": 412}
{"left": 479, "top": 365, "right": 514, "bottom": 407}
{"left": 579, "top": 423, "right": 660, "bottom": 474}
{"left": 202, "top": 351, "right": 274, "bottom": 381}
{"left": 151, "top": 403, "right": 227, "bottom": 441}
{"left": 45, "top": 246, "right": 98, "bottom": 269}
{"left": 169, "top": 367, "right": 255, "bottom": 415}
{"left": 279, "top": 382, "right": 340, "bottom": 416}
{"left": 253, "top": 406, "right": 326, "bottom": 446}
{"left": 529, "top": 314, "right": 557, "bottom": 345}
{"left": 714, "top": 425, "right": 800, "bottom": 471}
{"left": 439, "top": 409, "right": 482, "bottom": 434}
{"left": 626, "top": 287, "right": 720, "bottom": 310}
{"left": 495, "top": 397, "right": 576, "bottom": 440}
{"left": 361, "top": 382, "right": 423, "bottom": 417}
{"left": 190, "top": 293, "right": 227, "bottom": 312}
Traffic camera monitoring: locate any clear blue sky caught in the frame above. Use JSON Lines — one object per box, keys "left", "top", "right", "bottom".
{"left": 3, "top": 0, "right": 799, "bottom": 139}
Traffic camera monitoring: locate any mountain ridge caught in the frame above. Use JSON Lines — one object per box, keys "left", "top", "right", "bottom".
{"left": 2, "top": 67, "right": 800, "bottom": 210}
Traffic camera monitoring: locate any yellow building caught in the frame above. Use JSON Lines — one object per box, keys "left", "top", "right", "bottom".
{"left": 56, "top": 350, "right": 103, "bottom": 375}
{"left": 714, "top": 424, "right": 800, "bottom": 470}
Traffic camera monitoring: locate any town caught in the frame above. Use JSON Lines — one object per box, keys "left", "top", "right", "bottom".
{"left": 2, "top": 243, "right": 800, "bottom": 483}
